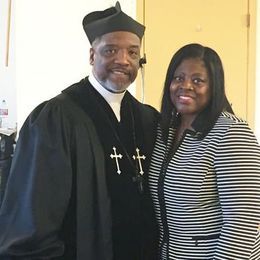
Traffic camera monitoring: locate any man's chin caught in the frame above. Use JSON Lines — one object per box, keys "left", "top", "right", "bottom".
{"left": 104, "top": 81, "right": 130, "bottom": 93}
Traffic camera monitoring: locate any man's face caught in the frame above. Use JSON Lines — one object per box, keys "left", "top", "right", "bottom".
{"left": 90, "top": 31, "right": 141, "bottom": 93}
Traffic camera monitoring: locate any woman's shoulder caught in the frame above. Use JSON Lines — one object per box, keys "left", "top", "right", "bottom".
{"left": 208, "top": 112, "right": 254, "bottom": 139}
{"left": 215, "top": 112, "right": 258, "bottom": 141}
{"left": 217, "top": 111, "right": 248, "bottom": 125}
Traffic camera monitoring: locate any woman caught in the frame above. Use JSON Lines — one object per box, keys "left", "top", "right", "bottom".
{"left": 149, "top": 43, "right": 260, "bottom": 259}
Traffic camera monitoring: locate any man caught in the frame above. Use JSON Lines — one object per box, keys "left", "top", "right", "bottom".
{"left": 0, "top": 2, "right": 159, "bottom": 260}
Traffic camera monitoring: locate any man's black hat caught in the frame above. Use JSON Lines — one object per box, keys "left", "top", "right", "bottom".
{"left": 82, "top": 1, "right": 145, "bottom": 44}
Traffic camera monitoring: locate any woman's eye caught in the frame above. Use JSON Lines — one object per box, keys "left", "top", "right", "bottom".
{"left": 193, "top": 78, "right": 204, "bottom": 84}
{"left": 173, "top": 76, "right": 183, "bottom": 82}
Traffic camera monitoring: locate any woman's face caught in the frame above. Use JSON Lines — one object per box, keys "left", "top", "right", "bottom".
{"left": 170, "top": 58, "right": 211, "bottom": 121}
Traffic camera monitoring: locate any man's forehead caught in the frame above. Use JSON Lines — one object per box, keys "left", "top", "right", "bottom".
{"left": 98, "top": 31, "right": 141, "bottom": 46}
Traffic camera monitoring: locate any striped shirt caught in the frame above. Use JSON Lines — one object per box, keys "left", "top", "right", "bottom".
{"left": 149, "top": 112, "right": 260, "bottom": 259}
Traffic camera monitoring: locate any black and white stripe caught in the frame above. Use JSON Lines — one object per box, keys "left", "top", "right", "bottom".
{"left": 149, "top": 112, "right": 260, "bottom": 259}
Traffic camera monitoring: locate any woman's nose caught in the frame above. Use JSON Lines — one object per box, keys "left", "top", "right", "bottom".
{"left": 182, "top": 79, "right": 193, "bottom": 90}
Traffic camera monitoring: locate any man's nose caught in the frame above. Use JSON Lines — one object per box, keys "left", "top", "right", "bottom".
{"left": 114, "top": 49, "right": 130, "bottom": 65}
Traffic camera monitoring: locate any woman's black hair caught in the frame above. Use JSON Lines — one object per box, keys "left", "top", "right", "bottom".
{"left": 160, "top": 43, "right": 233, "bottom": 141}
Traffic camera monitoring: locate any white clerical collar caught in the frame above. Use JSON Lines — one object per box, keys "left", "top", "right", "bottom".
{"left": 89, "top": 71, "right": 126, "bottom": 122}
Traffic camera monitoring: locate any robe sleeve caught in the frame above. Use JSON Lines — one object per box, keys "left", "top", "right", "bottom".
{"left": 214, "top": 122, "right": 260, "bottom": 259}
{"left": 0, "top": 99, "right": 74, "bottom": 259}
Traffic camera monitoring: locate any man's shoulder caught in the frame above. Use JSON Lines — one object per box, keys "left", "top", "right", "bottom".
{"left": 126, "top": 92, "right": 159, "bottom": 115}
{"left": 61, "top": 77, "right": 88, "bottom": 95}
{"left": 27, "top": 79, "right": 87, "bottom": 126}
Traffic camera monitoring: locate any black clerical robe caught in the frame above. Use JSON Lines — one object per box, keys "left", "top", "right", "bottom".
{"left": 0, "top": 77, "right": 159, "bottom": 260}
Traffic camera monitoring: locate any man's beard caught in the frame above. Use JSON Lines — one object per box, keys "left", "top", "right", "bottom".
{"left": 101, "top": 78, "right": 129, "bottom": 93}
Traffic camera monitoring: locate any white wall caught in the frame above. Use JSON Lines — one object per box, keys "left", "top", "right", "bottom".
{"left": 0, "top": 0, "right": 16, "bottom": 129}
{"left": 2, "top": 0, "right": 260, "bottom": 140}
{"left": 2, "top": 0, "right": 136, "bottom": 130}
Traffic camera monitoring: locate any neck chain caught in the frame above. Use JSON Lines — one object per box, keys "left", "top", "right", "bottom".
{"left": 92, "top": 90, "right": 145, "bottom": 194}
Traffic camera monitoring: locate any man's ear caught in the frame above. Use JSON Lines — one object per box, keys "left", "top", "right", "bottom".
{"left": 139, "top": 54, "right": 147, "bottom": 68}
{"left": 89, "top": 48, "right": 94, "bottom": 65}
